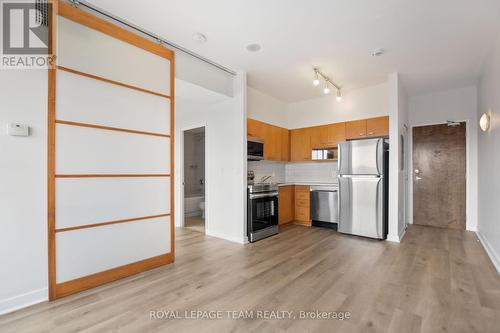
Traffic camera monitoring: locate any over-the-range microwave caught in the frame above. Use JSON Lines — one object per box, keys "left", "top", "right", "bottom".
{"left": 247, "top": 136, "right": 264, "bottom": 161}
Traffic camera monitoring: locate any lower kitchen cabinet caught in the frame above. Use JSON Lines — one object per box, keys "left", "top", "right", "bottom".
{"left": 278, "top": 186, "right": 294, "bottom": 225}
{"left": 294, "top": 185, "right": 311, "bottom": 226}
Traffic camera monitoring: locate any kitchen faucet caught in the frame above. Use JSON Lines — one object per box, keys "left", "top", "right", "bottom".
{"left": 260, "top": 175, "right": 272, "bottom": 183}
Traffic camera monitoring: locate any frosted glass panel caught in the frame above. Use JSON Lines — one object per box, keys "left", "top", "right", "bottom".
{"left": 57, "top": 16, "right": 170, "bottom": 96}
{"left": 56, "top": 177, "right": 170, "bottom": 229}
{"left": 57, "top": 70, "right": 170, "bottom": 134}
{"left": 56, "top": 124, "right": 170, "bottom": 174}
{"left": 56, "top": 216, "right": 171, "bottom": 283}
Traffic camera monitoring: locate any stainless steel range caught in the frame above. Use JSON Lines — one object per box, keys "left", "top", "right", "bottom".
{"left": 247, "top": 183, "right": 279, "bottom": 242}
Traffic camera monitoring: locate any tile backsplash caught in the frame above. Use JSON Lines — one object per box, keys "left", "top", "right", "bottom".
{"left": 286, "top": 162, "right": 338, "bottom": 183}
{"left": 248, "top": 161, "right": 338, "bottom": 184}
{"left": 248, "top": 161, "right": 286, "bottom": 183}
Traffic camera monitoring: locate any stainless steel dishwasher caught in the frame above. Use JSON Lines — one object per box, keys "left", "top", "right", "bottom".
{"left": 310, "top": 185, "right": 339, "bottom": 229}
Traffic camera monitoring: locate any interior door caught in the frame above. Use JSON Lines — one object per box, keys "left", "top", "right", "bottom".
{"left": 412, "top": 123, "right": 466, "bottom": 229}
{"left": 48, "top": 3, "right": 174, "bottom": 300}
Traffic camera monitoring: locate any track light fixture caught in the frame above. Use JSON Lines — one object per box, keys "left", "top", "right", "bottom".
{"left": 312, "top": 67, "right": 342, "bottom": 101}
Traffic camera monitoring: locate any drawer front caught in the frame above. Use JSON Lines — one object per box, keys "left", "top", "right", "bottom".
{"left": 296, "top": 199, "right": 309, "bottom": 208}
{"left": 295, "top": 192, "right": 309, "bottom": 201}
{"left": 295, "top": 206, "right": 310, "bottom": 221}
{"left": 295, "top": 185, "right": 310, "bottom": 193}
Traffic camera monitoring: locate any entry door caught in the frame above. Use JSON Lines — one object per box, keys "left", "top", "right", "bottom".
{"left": 412, "top": 123, "right": 466, "bottom": 229}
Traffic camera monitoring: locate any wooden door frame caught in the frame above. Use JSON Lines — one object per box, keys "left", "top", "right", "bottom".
{"left": 48, "top": 1, "right": 175, "bottom": 300}
{"left": 408, "top": 120, "right": 471, "bottom": 230}
{"left": 177, "top": 123, "right": 208, "bottom": 233}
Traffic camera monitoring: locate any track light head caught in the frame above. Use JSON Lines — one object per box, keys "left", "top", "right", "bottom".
{"left": 313, "top": 69, "right": 320, "bottom": 86}
{"left": 336, "top": 89, "right": 342, "bottom": 101}
{"left": 323, "top": 83, "right": 330, "bottom": 94}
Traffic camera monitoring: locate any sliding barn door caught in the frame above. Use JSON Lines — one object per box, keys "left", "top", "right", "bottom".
{"left": 48, "top": 3, "right": 174, "bottom": 299}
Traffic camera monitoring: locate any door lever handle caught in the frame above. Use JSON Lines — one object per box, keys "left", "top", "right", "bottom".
{"left": 415, "top": 176, "right": 422, "bottom": 180}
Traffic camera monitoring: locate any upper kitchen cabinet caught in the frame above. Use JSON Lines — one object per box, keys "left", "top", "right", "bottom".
{"left": 290, "top": 128, "right": 311, "bottom": 161}
{"left": 281, "top": 128, "right": 290, "bottom": 161}
{"left": 247, "top": 118, "right": 265, "bottom": 138}
{"left": 247, "top": 118, "right": 289, "bottom": 162}
{"left": 346, "top": 116, "right": 389, "bottom": 140}
{"left": 366, "top": 116, "right": 389, "bottom": 138}
{"left": 310, "top": 123, "right": 346, "bottom": 149}
{"left": 327, "top": 122, "right": 346, "bottom": 147}
{"left": 346, "top": 119, "right": 368, "bottom": 140}
{"left": 265, "top": 124, "right": 283, "bottom": 161}
{"left": 310, "top": 125, "right": 328, "bottom": 148}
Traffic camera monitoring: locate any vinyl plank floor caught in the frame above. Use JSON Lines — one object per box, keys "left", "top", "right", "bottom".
{"left": 0, "top": 225, "right": 499, "bottom": 333}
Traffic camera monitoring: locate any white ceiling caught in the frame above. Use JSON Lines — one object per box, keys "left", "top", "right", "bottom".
{"left": 89, "top": 0, "right": 500, "bottom": 102}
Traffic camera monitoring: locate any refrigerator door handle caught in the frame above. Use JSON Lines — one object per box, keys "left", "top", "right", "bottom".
{"left": 338, "top": 175, "right": 383, "bottom": 178}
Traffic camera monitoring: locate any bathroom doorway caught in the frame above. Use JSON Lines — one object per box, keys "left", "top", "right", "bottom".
{"left": 183, "top": 127, "right": 206, "bottom": 233}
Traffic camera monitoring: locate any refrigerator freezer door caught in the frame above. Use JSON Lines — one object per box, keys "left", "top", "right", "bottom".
{"left": 338, "top": 176, "right": 384, "bottom": 239}
{"left": 338, "top": 138, "right": 384, "bottom": 175}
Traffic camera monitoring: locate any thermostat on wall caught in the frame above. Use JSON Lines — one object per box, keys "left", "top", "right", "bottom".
{"left": 7, "top": 123, "right": 30, "bottom": 137}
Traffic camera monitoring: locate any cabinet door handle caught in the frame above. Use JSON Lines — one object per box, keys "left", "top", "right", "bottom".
{"left": 368, "top": 131, "right": 374, "bottom": 135}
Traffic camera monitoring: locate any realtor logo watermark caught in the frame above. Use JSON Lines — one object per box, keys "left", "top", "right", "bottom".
{"left": 1, "top": 0, "right": 55, "bottom": 69}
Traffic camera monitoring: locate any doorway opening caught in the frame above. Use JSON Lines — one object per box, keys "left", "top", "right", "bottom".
{"left": 412, "top": 122, "right": 466, "bottom": 229}
{"left": 183, "top": 127, "right": 206, "bottom": 234}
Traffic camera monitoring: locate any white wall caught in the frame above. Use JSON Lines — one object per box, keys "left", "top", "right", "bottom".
{"left": 175, "top": 74, "right": 247, "bottom": 244}
{"left": 386, "top": 73, "right": 408, "bottom": 242}
{"left": 408, "top": 86, "right": 478, "bottom": 231}
{"left": 0, "top": 70, "right": 48, "bottom": 314}
{"left": 247, "top": 87, "right": 287, "bottom": 128}
{"left": 286, "top": 83, "right": 389, "bottom": 129}
{"left": 176, "top": 52, "right": 234, "bottom": 98}
{"left": 477, "top": 32, "right": 500, "bottom": 272}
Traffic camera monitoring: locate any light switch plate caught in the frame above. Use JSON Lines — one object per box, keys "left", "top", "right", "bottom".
{"left": 7, "top": 123, "right": 30, "bottom": 137}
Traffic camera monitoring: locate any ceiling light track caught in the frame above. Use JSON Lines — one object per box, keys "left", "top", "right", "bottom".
{"left": 66, "top": 0, "right": 237, "bottom": 76}
{"left": 313, "top": 68, "right": 342, "bottom": 99}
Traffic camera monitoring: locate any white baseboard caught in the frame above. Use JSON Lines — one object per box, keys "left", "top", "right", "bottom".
{"left": 476, "top": 231, "right": 500, "bottom": 274}
{"left": 0, "top": 288, "right": 48, "bottom": 316}
{"left": 205, "top": 229, "right": 247, "bottom": 244}
{"left": 386, "top": 234, "right": 400, "bottom": 243}
{"left": 399, "top": 226, "right": 407, "bottom": 241}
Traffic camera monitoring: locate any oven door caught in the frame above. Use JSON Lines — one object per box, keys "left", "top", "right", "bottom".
{"left": 248, "top": 193, "right": 278, "bottom": 234}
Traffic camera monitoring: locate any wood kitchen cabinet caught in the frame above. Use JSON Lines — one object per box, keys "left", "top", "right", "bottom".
{"left": 346, "top": 116, "right": 389, "bottom": 140}
{"left": 346, "top": 119, "right": 368, "bottom": 140}
{"left": 294, "top": 185, "right": 311, "bottom": 226}
{"left": 264, "top": 124, "right": 282, "bottom": 161}
{"left": 249, "top": 116, "right": 387, "bottom": 162}
{"left": 366, "top": 116, "right": 389, "bottom": 138}
{"left": 278, "top": 185, "right": 294, "bottom": 225}
{"left": 247, "top": 118, "right": 289, "bottom": 161}
{"left": 327, "top": 122, "right": 346, "bottom": 147}
{"left": 310, "top": 123, "right": 346, "bottom": 149}
{"left": 247, "top": 118, "right": 264, "bottom": 138}
{"left": 290, "top": 128, "right": 311, "bottom": 161}
{"left": 280, "top": 128, "right": 290, "bottom": 161}
{"left": 310, "top": 125, "right": 328, "bottom": 148}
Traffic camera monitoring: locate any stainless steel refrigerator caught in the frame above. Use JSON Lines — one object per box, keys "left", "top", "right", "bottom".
{"left": 337, "top": 138, "right": 389, "bottom": 239}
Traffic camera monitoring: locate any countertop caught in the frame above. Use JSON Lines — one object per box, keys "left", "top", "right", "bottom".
{"left": 277, "top": 182, "right": 338, "bottom": 187}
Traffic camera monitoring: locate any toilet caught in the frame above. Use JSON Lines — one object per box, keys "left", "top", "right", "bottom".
{"left": 199, "top": 201, "right": 205, "bottom": 218}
